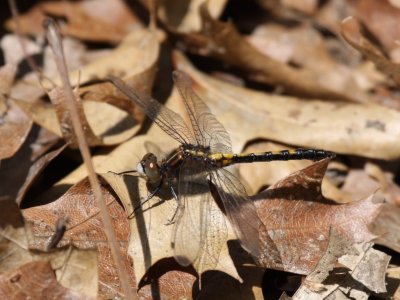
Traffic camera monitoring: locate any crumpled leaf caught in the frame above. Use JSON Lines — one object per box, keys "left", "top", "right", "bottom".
{"left": 339, "top": 242, "right": 389, "bottom": 294}
{"left": 292, "top": 229, "right": 388, "bottom": 299}
{"left": 175, "top": 52, "right": 400, "bottom": 160}
{"left": 0, "top": 64, "right": 32, "bottom": 159}
{"left": 341, "top": 16, "right": 400, "bottom": 86}
{"left": 172, "top": 4, "right": 362, "bottom": 102}
{"left": 0, "top": 197, "right": 97, "bottom": 298}
{"left": 254, "top": 159, "right": 383, "bottom": 274}
{"left": 5, "top": 0, "right": 140, "bottom": 43}
{"left": 0, "top": 261, "right": 92, "bottom": 300}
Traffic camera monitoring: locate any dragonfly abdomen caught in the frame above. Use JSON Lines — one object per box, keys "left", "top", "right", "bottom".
{"left": 229, "top": 149, "right": 335, "bottom": 165}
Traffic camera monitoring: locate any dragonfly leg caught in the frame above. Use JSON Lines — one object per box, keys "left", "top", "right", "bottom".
{"left": 165, "top": 185, "right": 179, "bottom": 225}
{"left": 128, "top": 186, "right": 160, "bottom": 219}
{"left": 110, "top": 169, "right": 138, "bottom": 176}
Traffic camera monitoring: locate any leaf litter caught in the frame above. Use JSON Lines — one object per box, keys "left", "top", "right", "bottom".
{"left": 1, "top": 0, "right": 400, "bottom": 299}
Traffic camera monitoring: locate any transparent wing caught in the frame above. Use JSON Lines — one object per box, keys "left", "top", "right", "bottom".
{"left": 210, "top": 167, "right": 261, "bottom": 258}
{"left": 173, "top": 161, "right": 227, "bottom": 270}
{"left": 108, "top": 75, "right": 195, "bottom": 145}
{"left": 173, "top": 71, "right": 232, "bottom": 153}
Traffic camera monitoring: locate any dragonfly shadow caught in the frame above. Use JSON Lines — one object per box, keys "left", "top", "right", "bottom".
{"left": 123, "top": 174, "right": 153, "bottom": 271}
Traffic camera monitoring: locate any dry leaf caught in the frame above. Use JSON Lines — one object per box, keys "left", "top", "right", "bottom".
{"left": 156, "top": 0, "right": 227, "bottom": 32}
{"left": 16, "top": 144, "right": 67, "bottom": 206}
{"left": 0, "top": 197, "right": 97, "bottom": 298}
{"left": 47, "top": 87, "right": 103, "bottom": 147}
{"left": 341, "top": 17, "right": 400, "bottom": 86}
{"left": 0, "top": 64, "right": 32, "bottom": 159}
{"left": 59, "top": 27, "right": 161, "bottom": 88}
{"left": 5, "top": 0, "right": 140, "bottom": 43}
{"left": 293, "top": 230, "right": 388, "bottom": 299}
{"left": 370, "top": 202, "right": 400, "bottom": 254}
{"left": 13, "top": 27, "right": 160, "bottom": 147}
{"left": 23, "top": 178, "right": 134, "bottom": 299}
{"left": 0, "top": 261, "right": 92, "bottom": 300}
{"left": 248, "top": 24, "right": 372, "bottom": 96}
{"left": 173, "top": 4, "right": 362, "bottom": 102}
{"left": 314, "top": 0, "right": 355, "bottom": 35}
{"left": 254, "top": 159, "right": 383, "bottom": 274}
{"left": 280, "top": 0, "right": 318, "bottom": 15}
{"left": 354, "top": 0, "right": 400, "bottom": 54}
{"left": 339, "top": 242, "right": 389, "bottom": 293}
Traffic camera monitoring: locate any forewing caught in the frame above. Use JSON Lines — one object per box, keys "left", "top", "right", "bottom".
{"left": 108, "top": 75, "right": 194, "bottom": 145}
{"left": 173, "top": 71, "right": 232, "bottom": 153}
{"left": 210, "top": 167, "right": 262, "bottom": 258}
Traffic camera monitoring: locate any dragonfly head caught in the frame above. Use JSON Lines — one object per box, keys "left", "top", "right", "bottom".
{"left": 138, "top": 153, "right": 162, "bottom": 186}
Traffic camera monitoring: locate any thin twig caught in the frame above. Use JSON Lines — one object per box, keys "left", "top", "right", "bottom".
{"left": 43, "top": 19, "right": 135, "bottom": 299}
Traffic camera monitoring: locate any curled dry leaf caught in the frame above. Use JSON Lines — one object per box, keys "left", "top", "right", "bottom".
{"left": 16, "top": 144, "right": 67, "bottom": 206}
{"left": 22, "top": 178, "right": 134, "bottom": 299}
{"left": 0, "top": 64, "right": 32, "bottom": 159}
{"left": 253, "top": 159, "right": 383, "bottom": 274}
{"left": 5, "top": 0, "right": 140, "bottom": 43}
{"left": 175, "top": 52, "right": 400, "bottom": 160}
{"left": 354, "top": 0, "right": 400, "bottom": 54}
{"left": 341, "top": 17, "right": 400, "bottom": 86}
{"left": 173, "top": 4, "right": 361, "bottom": 102}
{"left": 0, "top": 198, "right": 97, "bottom": 298}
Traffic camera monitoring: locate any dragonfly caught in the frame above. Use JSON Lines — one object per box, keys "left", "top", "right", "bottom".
{"left": 108, "top": 71, "right": 335, "bottom": 270}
